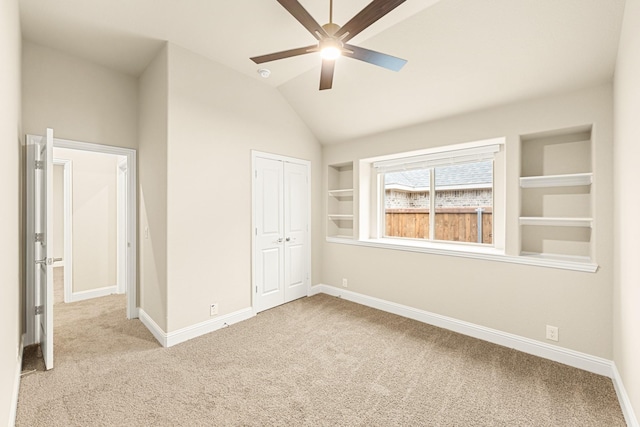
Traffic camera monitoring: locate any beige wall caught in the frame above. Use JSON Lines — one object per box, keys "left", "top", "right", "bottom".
{"left": 163, "top": 44, "right": 322, "bottom": 332}
{"left": 54, "top": 148, "right": 118, "bottom": 293}
{"left": 21, "top": 41, "right": 138, "bottom": 149}
{"left": 53, "top": 164, "right": 64, "bottom": 260}
{"left": 614, "top": 0, "right": 640, "bottom": 419}
{"left": 0, "top": 0, "right": 21, "bottom": 424}
{"left": 138, "top": 44, "right": 169, "bottom": 331}
{"left": 323, "top": 85, "right": 614, "bottom": 358}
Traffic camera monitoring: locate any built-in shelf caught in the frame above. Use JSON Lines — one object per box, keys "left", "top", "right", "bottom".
{"left": 327, "top": 162, "right": 355, "bottom": 239}
{"left": 332, "top": 235, "right": 354, "bottom": 240}
{"left": 519, "top": 217, "right": 593, "bottom": 228}
{"left": 328, "top": 214, "right": 354, "bottom": 220}
{"left": 328, "top": 189, "right": 354, "bottom": 197}
{"left": 519, "top": 251, "right": 592, "bottom": 264}
{"left": 519, "top": 172, "right": 592, "bottom": 188}
{"left": 519, "top": 127, "right": 595, "bottom": 264}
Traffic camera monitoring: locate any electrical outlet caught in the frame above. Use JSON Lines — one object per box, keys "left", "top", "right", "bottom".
{"left": 210, "top": 303, "right": 219, "bottom": 316}
{"left": 342, "top": 278, "right": 348, "bottom": 288}
{"left": 546, "top": 325, "right": 559, "bottom": 342}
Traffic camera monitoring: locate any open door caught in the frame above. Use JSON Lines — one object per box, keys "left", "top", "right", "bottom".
{"left": 26, "top": 128, "right": 54, "bottom": 370}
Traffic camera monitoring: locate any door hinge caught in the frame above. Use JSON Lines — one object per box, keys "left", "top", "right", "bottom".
{"left": 35, "top": 233, "right": 44, "bottom": 243}
{"left": 35, "top": 305, "right": 44, "bottom": 315}
{"left": 35, "top": 160, "right": 44, "bottom": 170}
{"left": 255, "top": 170, "right": 258, "bottom": 178}
{"left": 255, "top": 286, "right": 258, "bottom": 293}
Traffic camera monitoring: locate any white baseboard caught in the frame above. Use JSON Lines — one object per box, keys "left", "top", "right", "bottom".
{"left": 139, "top": 307, "right": 255, "bottom": 348}
{"left": 70, "top": 285, "right": 117, "bottom": 303}
{"left": 310, "top": 284, "right": 614, "bottom": 377}
{"left": 138, "top": 309, "right": 167, "bottom": 347}
{"left": 611, "top": 362, "right": 639, "bottom": 427}
{"left": 9, "top": 334, "right": 25, "bottom": 427}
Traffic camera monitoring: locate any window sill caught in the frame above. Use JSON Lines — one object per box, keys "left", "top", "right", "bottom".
{"left": 325, "top": 237, "right": 598, "bottom": 273}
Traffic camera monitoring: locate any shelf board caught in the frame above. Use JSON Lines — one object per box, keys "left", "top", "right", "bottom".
{"left": 329, "top": 234, "right": 354, "bottom": 240}
{"left": 328, "top": 214, "right": 354, "bottom": 220}
{"left": 520, "top": 251, "right": 593, "bottom": 265}
{"left": 519, "top": 217, "right": 593, "bottom": 228}
{"left": 328, "top": 189, "right": 354, "bottom": 197}
{"left": 520, "top": 172, "right": 592, "bottom": 188}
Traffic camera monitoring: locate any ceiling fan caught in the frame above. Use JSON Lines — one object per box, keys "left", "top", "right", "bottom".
{"left": 250, "top": 0, "right": 408, "bottom": 90}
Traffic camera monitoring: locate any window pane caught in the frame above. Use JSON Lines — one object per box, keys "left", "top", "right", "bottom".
{"left": 434, "top": 161, "right": 493, "bottom": 244}
{"left": 384, "top": 169, "right": 430, "bottom": 239}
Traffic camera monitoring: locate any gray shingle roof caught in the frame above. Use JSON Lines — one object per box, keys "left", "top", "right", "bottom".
{"left": 385, "top": 161, "right": 492, "bottom": 189}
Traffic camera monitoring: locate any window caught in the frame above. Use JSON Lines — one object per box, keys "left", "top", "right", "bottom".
{"left": 384, "top": 160, "right": 493, "bottom": 244}
{"left": 361, "top": 139, "right": 505, "bottom": 254}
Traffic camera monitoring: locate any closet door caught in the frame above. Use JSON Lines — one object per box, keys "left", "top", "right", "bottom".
{"left": 253, "top": 153, "right": 310, "bottom": 313}
{"left": 283, "top": 161, "right": 308, "bottom": 303}
{"left": 254, "top": 157, "right": 285, "bottom": 313}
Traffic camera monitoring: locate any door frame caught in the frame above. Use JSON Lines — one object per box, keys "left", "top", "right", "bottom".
{"left": 251, "top": 150, "right": 311, "bottom": 314}
{"left": 52, "top": 158, "right": 73, "bottom": 303}
{"left": 117, "top": 157, "right": 128, "bottom": 295}
{"left": 53, "top": 138, "right": 138, "bottom": 319}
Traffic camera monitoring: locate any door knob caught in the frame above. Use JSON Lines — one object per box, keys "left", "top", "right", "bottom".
{"left": 285, "top": 237, "right": 291, "bottom": 242}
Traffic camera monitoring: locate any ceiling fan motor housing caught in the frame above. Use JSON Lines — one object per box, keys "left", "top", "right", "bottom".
{"left": 322, "top": 22, "right": 341, "bottom": 36}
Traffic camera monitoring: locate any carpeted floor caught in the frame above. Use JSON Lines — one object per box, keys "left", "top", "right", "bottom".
{"left": 17, "top": 292, "right": 625, "bottom": 426}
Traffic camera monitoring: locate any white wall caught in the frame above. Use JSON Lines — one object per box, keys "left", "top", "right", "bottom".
{"left": 164, "top": 44, "right": 322, "bottom": 332}
{"left": 322, "top": 85, "right": 614, "bottom": 358}
{"left": 614, "top": 0, "right": 640, "bottom": 419}
{"left": 21, "top": 41, "right": 138, "bottom": 149}
{"left": 53, "top": 165, "right": 64, "bottom": 260}
{"left": 138, "top": 44, "right": 169, "bottom": 331}
{"left": 0, "top": 0, "right": 21, "bottom": 424}
{"left": 54, "top": 148, "right": 118, "bottom": 293}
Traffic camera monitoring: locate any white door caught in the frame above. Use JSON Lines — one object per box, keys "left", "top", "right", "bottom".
{"left": 26, "top": 129, "right": 54, "bottom": 370}
{"left": 283, "top": 162, "right": 309, "bottom": 302}
{"left": 254, "top": 157, "right": 285, "bottom": 312}
{"left": 253, "top": 154, "right": 310, "bottom": 313}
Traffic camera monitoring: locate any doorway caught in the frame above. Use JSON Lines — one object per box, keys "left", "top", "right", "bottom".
{"left": 52, "top": 138, "right": 137, "bottom": 319}
{"left": 25, "top": 133, "right": 137, "bottom": 360}
{"left": 53, "top": 148, "right": 129, "bottom": 304}
{"left": 252, "top": 151, "right": 311, "bottom": 313}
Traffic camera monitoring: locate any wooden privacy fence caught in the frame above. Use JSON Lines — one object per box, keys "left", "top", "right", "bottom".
{"left": 385, "top": 207, "right": 493, "bottom": 244}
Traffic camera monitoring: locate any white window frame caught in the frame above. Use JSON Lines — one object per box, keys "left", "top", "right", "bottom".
{"left": 360, "top": 137, "right": 506, "bottom": 256}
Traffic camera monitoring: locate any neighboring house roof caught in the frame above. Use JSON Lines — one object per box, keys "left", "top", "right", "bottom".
{"left": 385, "top": 161, "right": 493, "bottom": 191}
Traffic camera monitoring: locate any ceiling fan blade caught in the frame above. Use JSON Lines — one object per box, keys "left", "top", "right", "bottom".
{"left": 319, "top": 59, "right": 335, "bottom": 90}
{"left": 277, "top": 0, "right": 329, "bottom": 40}
{"left": 334, "top": 0, "right": 406, "bottom": 43}
{"left": 344, "top": 44, "right": 407, "bottom": 71}
{"left": 251, "top": 44, "right": 318, "bottom": 64}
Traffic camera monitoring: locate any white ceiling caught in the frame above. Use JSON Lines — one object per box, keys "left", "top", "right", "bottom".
{"left": 19, "top": 0, "right": 626, "bottom": 144}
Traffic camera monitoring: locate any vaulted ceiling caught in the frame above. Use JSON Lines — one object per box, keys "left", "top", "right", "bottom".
{"left": 19, "top": 0, "right": 626, "bottom": 144}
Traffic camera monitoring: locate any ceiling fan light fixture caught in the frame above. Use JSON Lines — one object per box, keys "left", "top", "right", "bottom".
{"left": 321, "top": 46, "right": 341, "bottom": 60}
{"left": 320, "top": 38, "right": 343, "bottom": 60}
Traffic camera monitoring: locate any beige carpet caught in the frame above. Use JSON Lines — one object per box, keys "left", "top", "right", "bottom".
{"left": 17, "top": 293, "right": 625, "bottom": 426}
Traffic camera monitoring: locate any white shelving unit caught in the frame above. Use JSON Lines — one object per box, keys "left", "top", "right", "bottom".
{"left": 519, "top": 172, "right": 592, "bottom": 188}
{"left": 518, "top": 217, "right": 593, "bottom": 228}
{"left": 327, "top": 162, "right": 354, "bottom": 239}
{"left": 519, "top": 127, "right": 594, "bottom": 263}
